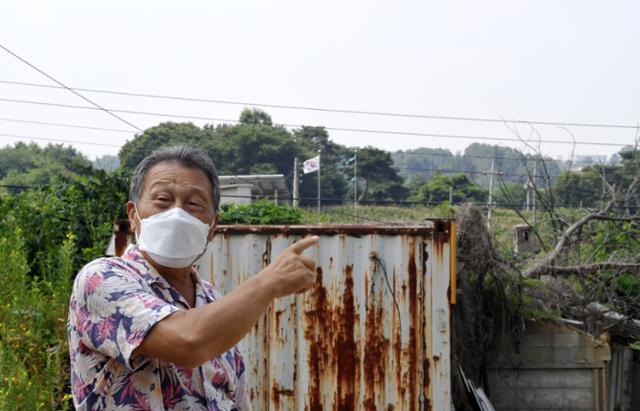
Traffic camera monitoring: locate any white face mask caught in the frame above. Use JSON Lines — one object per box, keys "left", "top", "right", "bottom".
{"left": 135, "top": 206, "right": 214, "bottom": 268}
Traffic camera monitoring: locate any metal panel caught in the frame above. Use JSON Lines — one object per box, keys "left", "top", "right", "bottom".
{"left": 196, "top": 222, "right": 453, "bottom": 410}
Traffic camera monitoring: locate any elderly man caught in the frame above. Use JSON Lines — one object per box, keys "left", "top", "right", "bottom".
{"left": 68, "top": 146, "right": 317, "bottom": 410}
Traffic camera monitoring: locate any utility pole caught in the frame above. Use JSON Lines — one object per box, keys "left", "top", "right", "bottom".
{"left": 487, "top": 155, "right": 495, "bottom": 229}
{"left": 317, "top": 150, "right": 321, "bottom": 215}
{"left": 292, "top": 157, "right": 300, "bottom": 207}
{"left": 449, "top": 185, "right": 453, "bottom": 204}
{"left": 532, "top": 160, "right": 537, "bottom": 227}
{"left": 353, "top": 149, "right": 357, "bottom": 222}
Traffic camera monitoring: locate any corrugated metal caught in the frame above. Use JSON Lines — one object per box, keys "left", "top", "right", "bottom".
{"left": 195, "top": 222, "right": 454, "bottom": 410}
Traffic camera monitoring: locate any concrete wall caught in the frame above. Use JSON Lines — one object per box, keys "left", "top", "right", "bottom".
{"left": 220, "top": 184, "right": 253, "bottom": 205}
{"left": 609, "top": 343, "right": 640, "bottom": 411}
{"left": 487, "top": 321, "right": 610, "bottom": 411}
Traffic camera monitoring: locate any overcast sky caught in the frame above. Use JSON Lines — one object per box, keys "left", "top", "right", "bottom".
{"left": 1, "top": 1, "right": 638, "bottom": 160}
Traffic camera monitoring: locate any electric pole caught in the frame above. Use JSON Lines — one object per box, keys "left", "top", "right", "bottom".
{"left": 487, "top": 155, "right": 495, "bottom": 229}
{"left": 292, "top": 157, "right": 300, "bottom": 207}
{"left": 353, "top": 149, "right": 357, "bottom": 222}
{"left": 532, "top": 160, "right": 537, "bottom": 227}
{"left": 317, "top": 150, "right": 321, "bottom": 215}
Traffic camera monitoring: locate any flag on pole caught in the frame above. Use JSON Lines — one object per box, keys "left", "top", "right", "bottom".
{"left": 344, "top": 155, "right": 356, "bottom": 166}
{"left": 303, "top": 155, "right": 320, "bottom": 174}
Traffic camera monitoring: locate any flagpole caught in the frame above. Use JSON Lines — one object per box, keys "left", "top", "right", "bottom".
{"left": 353, "top": 149, "right": 357, "bottom": 222}
{"left": 317, "top": 150, "right": 321, "bottom": 216}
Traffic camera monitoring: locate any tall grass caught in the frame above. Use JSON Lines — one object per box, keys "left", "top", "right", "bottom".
{"left": 0, "top": 230, "right": 75, "bottom": 410}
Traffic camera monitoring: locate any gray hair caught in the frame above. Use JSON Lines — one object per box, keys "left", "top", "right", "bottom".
{"left": 129, "top": 145, "right": 221, "bottom": 210}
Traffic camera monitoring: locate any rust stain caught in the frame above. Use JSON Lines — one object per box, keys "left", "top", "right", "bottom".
{"left": 394, "top": 310, "right": 402, "bottom": 397}
{"left": 408, "top": 238, "right": 418, "bottom": 411}
{"left": 262, "top": 314, "right": 269, "bottom": 408}
{"left": 305, "top": 266, "right": 330, "bottom": 411}
{"left": 421, "top": 237, "right": 431, "bottom": 409}
{"left": 432, "top": 220, "right": 451, "bottom": 264}
{"left": 422, "top": 358, "right": 431, "bottom": 411}
{"left": 336, "top": 265, "right": 358, "bottom": 411}
{"left": 363, "top": 304, "right": 386, "bottom": 410}
{"left": 272, "top": 384, "right": 294, "bottom": 410}
{"left": 274, "top": 309, "right": 283, "bottom": 338}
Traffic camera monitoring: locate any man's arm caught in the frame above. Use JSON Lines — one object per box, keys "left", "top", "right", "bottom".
{"left": 134, "top": 236, "right": 319, "bottom": 368}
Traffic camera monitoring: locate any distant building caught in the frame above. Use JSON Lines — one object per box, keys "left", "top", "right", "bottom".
{"left": 513, "top": 224, "right": 540, "bottom": 255}
{"left": 219, "top": 174, "right": 290, "bottom": 205}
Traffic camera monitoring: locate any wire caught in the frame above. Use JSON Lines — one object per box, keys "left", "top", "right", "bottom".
{"left": 0, "top": 117, "right": 134, "bottom": 134}
{"left": 0, "top": 115, "right": 594, "bottom": 164}
{"left": 0, "top": 97, "right": 632, "bottom": 147}
{"left": 395, "top": 150, "right": 565, "bottom": 162}
{"left": 397, "top": 166, "right": 561, "bottom": 179}
{"left": 0, "top": 132, "right": 121, "bottom": 148}
{"left": 0, "top": 45, "right": 141, "bottom": 131}
{"left": 373, "top": 256, "right": 403, "bottom": 333}
{"left": 0, "top": 113, "right": 618, "bottom": 166}
{"left": 1, "top": 78, "right": 639, "bottom": 130}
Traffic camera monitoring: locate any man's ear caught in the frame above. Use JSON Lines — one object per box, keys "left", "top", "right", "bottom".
{"left": 126, "top": 201, "right": 138, "bottom": 232}
{"left": 207, "top": 213, "right": 220, "bottom": 241}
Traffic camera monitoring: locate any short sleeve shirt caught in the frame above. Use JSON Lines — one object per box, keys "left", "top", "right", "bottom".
{"left": 67, "top": 245, "right": 251, "bottom": 411}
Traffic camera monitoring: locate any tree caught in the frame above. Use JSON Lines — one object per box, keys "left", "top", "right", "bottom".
{"left": 392, "top": 147, "right": 467, "bottom": 181}
{"left": 118, "top": 122, "right": 208, "bottom": 170}
{"left": 554, "top": 169, "right": 602, "bottom": 207}
{"left": 356, "top": 147, "right": 407, "bottom": 202}
{"left": 206, "top": 122, "right": 304, "bottom": 176}
{"left": 0, "top": 142, "right": 94, "bottom": 189}
{"left": 409, "top": 173, "right": 486, "bottom": 204}
{"left": 238, "top": 108, "right": 273, "bottom": 126}
{"left": 392, "top": 143, "right": 563, "bottom": 190}
{"left": 494, "top": 181, "right": 527, "bottom": 209}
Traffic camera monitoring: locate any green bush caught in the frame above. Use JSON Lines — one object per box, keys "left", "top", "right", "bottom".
{"left": 0, "top": 171, "right": 129, "bottom": 409}
{"left": 0, "top": 230, "right": 75, "bottom": 409}
{"left": 219, "top": 200, "right": 303, "bottom": 225}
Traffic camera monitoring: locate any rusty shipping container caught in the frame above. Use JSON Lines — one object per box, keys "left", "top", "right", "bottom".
{"left": 195, "top": 221, "right": 455, "bottom": 410}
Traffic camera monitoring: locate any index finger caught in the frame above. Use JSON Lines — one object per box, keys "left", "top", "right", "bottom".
{"left": 289, "top": 235, "right": 320, "bottom": 254}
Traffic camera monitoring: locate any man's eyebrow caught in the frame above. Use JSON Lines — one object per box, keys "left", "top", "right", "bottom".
{"left": 148, "top": 180, "right": 211, "bottom": 200}
{"left": 147, "top": 180, "right": 172, "bottom": 190}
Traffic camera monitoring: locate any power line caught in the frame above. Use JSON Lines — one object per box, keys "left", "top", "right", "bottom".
{"left": 0, "top": 117, "right": 134, "bottom": 134}
{"left": 394, "top": 150, "right": 553, "bottom": 161}
{"left": 0, "top": 113, "right": 614, "bottom": 164}
{"left": 397, "top": 166, "right": 561, "bottom": 179}
{"left": 1, "top": 78, "right": 639, "bottom": 130}
{"left": 0, "top": 132, "right": 121, "bottom": 148}
{"left": 0, "top": 97, "right": 632, "bottom": 147}
{"left": 0, "top": 45, "right": 141, "bottom": 131}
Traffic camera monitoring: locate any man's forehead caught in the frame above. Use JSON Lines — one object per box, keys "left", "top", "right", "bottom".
{"left": 143, "top": 162, "right": 212, "bottom": 193}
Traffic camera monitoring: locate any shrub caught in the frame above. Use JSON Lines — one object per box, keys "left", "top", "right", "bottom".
{"left": 219, "top": 200, "right": 303, "bottom": 225}
{"left": 0, "top": 231, "right": 75, "bottom": 409}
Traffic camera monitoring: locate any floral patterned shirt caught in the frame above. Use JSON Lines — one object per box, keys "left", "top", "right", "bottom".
{"left": 68, "top": 245, "right": 251, "bottom": 411}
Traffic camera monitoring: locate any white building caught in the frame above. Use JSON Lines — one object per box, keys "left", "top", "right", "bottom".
{"left": 219, "top": 174, "right": 290, "bottom": 205}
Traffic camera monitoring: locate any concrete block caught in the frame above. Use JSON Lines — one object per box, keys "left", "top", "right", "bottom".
{"left": 489, "top": 387, "right": 594, "bottom": 409}
{"left": 487, "top": 369, "right": 593, "bottom": 389}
